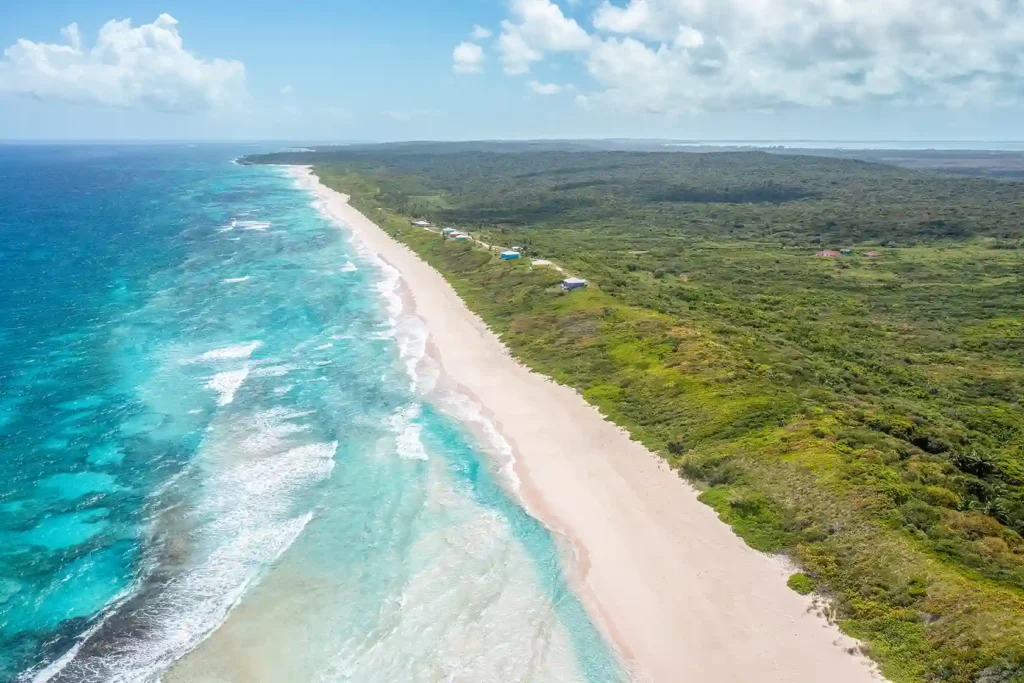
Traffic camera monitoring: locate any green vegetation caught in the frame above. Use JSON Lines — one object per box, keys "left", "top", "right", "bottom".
{"left": 248, "top": 147, "right": 1024, "bottom": 683}
{"left": 788, "top": 572, "right": 817, "bottom": 595}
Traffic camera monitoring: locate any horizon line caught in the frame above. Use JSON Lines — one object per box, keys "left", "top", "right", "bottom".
{"left": 4, "top": 137, "right": 1024, "bottom": 144}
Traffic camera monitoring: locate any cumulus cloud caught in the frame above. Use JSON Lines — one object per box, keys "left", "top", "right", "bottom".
{"left": 280, "top": 83, "right": 293, "bottom": 95}
{"left": 497, "top": 30, "right": 543, "bottom": 75}
{"left": 527, "top": 80, "right": 564, "bottom": 95}
{"left": 0, "top": 13, "right": 246, "bottom": 112}
{"left": 483, "top": 0, "right": 1024, "bottom": 113}
{"left": 498, "top": 0, "right": 590, "bottom": 74}
{"left": 453, "top": 41, "right": 485, "bottom": 74}
{"left": 471, "top": 25, "right": 493, "bottom": 40}
{"left": 600, "top": 0, "right": 1024, "bottom": 112}
{"left": 592, "top": 0, "right": 652, "bottom": 35}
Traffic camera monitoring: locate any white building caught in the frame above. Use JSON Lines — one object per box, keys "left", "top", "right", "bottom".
{"left": 562, "top": 277, "right": 587, "bottom": 291}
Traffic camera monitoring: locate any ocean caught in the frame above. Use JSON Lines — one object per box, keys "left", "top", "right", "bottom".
{"left": 0, "top": 145, "right": 625, "bottom": 682}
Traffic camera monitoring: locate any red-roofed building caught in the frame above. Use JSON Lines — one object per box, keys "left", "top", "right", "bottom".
{"left": 815, "top": 250, "right": 842, "bottom": 257}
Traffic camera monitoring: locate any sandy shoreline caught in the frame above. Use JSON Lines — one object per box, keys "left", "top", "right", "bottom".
{"left": 292, "top": 166, "right": 884, "bottom": 683}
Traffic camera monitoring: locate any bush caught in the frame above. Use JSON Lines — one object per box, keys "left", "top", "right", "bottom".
{"left": 788, "top": 573, "right": 816, "bottom": 595}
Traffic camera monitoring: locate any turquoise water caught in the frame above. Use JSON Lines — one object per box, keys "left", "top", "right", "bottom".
{"left": 0, "top": 146, "right": 625, "bottom": 682}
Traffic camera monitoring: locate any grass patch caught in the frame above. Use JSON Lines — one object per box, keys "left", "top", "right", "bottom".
{"left": 787, "top": 573, "right": 816, "bottom": 595}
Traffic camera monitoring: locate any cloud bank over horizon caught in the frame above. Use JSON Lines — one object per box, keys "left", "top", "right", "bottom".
{"left": 2, "top": 3, "right": 1021, "bottom": 140}
{"left": 471, "top": 0, "right": 1024, "bottom": 114}
{"left": 0, "top": 14, "right": 246, "bottom": 112}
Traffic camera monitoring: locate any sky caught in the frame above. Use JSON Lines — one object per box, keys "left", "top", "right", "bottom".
{"left": 1, "top": 0, "right": 1023, "bottom": 142}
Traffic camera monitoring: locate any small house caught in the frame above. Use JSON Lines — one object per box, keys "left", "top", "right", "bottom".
{"left": 562, "top": 277, "right": 587, "bottom": 291}
{"left": 863, "top": 251, "right": 881, "bottom": 258}
{"left": 840, "top": 248, "right": 854, "bottom": 255}
{"left": 411, "top": 220, "right": 432, "bottom": 228}
{"left": 442, "top": 227, "right": 458, "bottom": 236}
{"left": 453, "top": 234, "right": 471, "bottom": 241}
{"left": 815, "top": 250, "right": 842, "bottom": 258}
{"left": 499, "top": 250, "right": 521, "bottom": 260}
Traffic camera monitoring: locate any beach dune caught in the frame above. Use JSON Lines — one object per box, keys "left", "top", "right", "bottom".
{"left": 292, "top": 166, "right": 884, "bottom": 683}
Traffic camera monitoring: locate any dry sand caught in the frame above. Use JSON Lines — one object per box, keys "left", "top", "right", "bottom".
{"left": 291, "top": 166, "right": 885, "bottom": 683}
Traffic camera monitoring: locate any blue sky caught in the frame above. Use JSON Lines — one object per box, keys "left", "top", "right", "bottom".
{"left": 2, "top": 0, "right": 1023, "bottom": 141}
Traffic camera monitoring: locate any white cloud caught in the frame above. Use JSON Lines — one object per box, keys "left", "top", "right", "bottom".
{"left": 483, "top": 0, "right": 1024, "bottom": 113}
{"left": 60, "top": 23, "right": 82, "bottom": 51}
{"left": 280, "top": 83, "right": 293, "bottom": 95}
{"left": 0, "top": 14, "right": 246, "bottom": 112}
{"left": 589, "top": 0, "right": 1024, "bottom": 112}
{"left": 592, "top": 0, "right": 651, "bottom": 35}
{"left": 574, "top": 94, "right": 590, "bottom": 109}
{"left": 452, "top": 41, "right": 485, "bottom": 74}
{"left": 498, "top": 0, "right": 590, "bottom": 74}
{"left": 586, "top": 36, "right": 679, "bottom": 113}
{"left": 470, "top": 25, "right": 493, "bottom": 40}
{"left": 528, "top": 80, "right": 564, "bottom": 95}
{"left": 498, "top": 27, "right": 543, "bottom": 75}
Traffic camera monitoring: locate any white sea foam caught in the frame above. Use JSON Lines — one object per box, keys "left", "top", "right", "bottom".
{"left": 387, "top": 404, "right": 428, "bottom": 461}
{"left": 197, "top": 341, "right": 262, "bottom": 361}
{"left": 235, "top": 220, "right": 271, "bottom": 231}
{"left": 26, "top": 575, "right": 147, "bottom": 683}
{"left": 29, "top": 623, "right": 99, "bottom": 682}
{"left": 218, "top": 219, "right": 271, "bottom": 233}
{"left": 300, "top": 172, "right": 431, "bottom": 394}
{"left": 300, "top": 163, "right": 442, "bottom": 400}
{"left": 207, "top": 368, "right": 249, "bottom": 406}
{"left": 396, "top": 317, "right": 432, "bottom": 392}
{"left": 238, "top": 408, "right": 312, "bottom": 452}
{"left": 37, "top": 408, "right": 338, "bottom": 683}
{"left": 375, "top": 261, "right": 404, "bottom": 322}
{"left": 339, "top": 261, "right": 358, "bottom": 273}
{"left": 438, "top": 391, "right": 520, "bottom": 494}
{"left": 221, "top": 276, "right": 251, "bottom": 284}
{"left": 366, "top": 259, "right": 438, "bottom": 394}
{"left": 249, "top": 364, "right": 296, "bottom": 379}
{"left": 65, "top": 515, "right": 313, "bottom": 683}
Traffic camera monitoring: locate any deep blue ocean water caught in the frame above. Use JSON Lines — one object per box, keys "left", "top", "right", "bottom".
{"left": 0, "top": 145, "right": 625, "bottom": 682}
